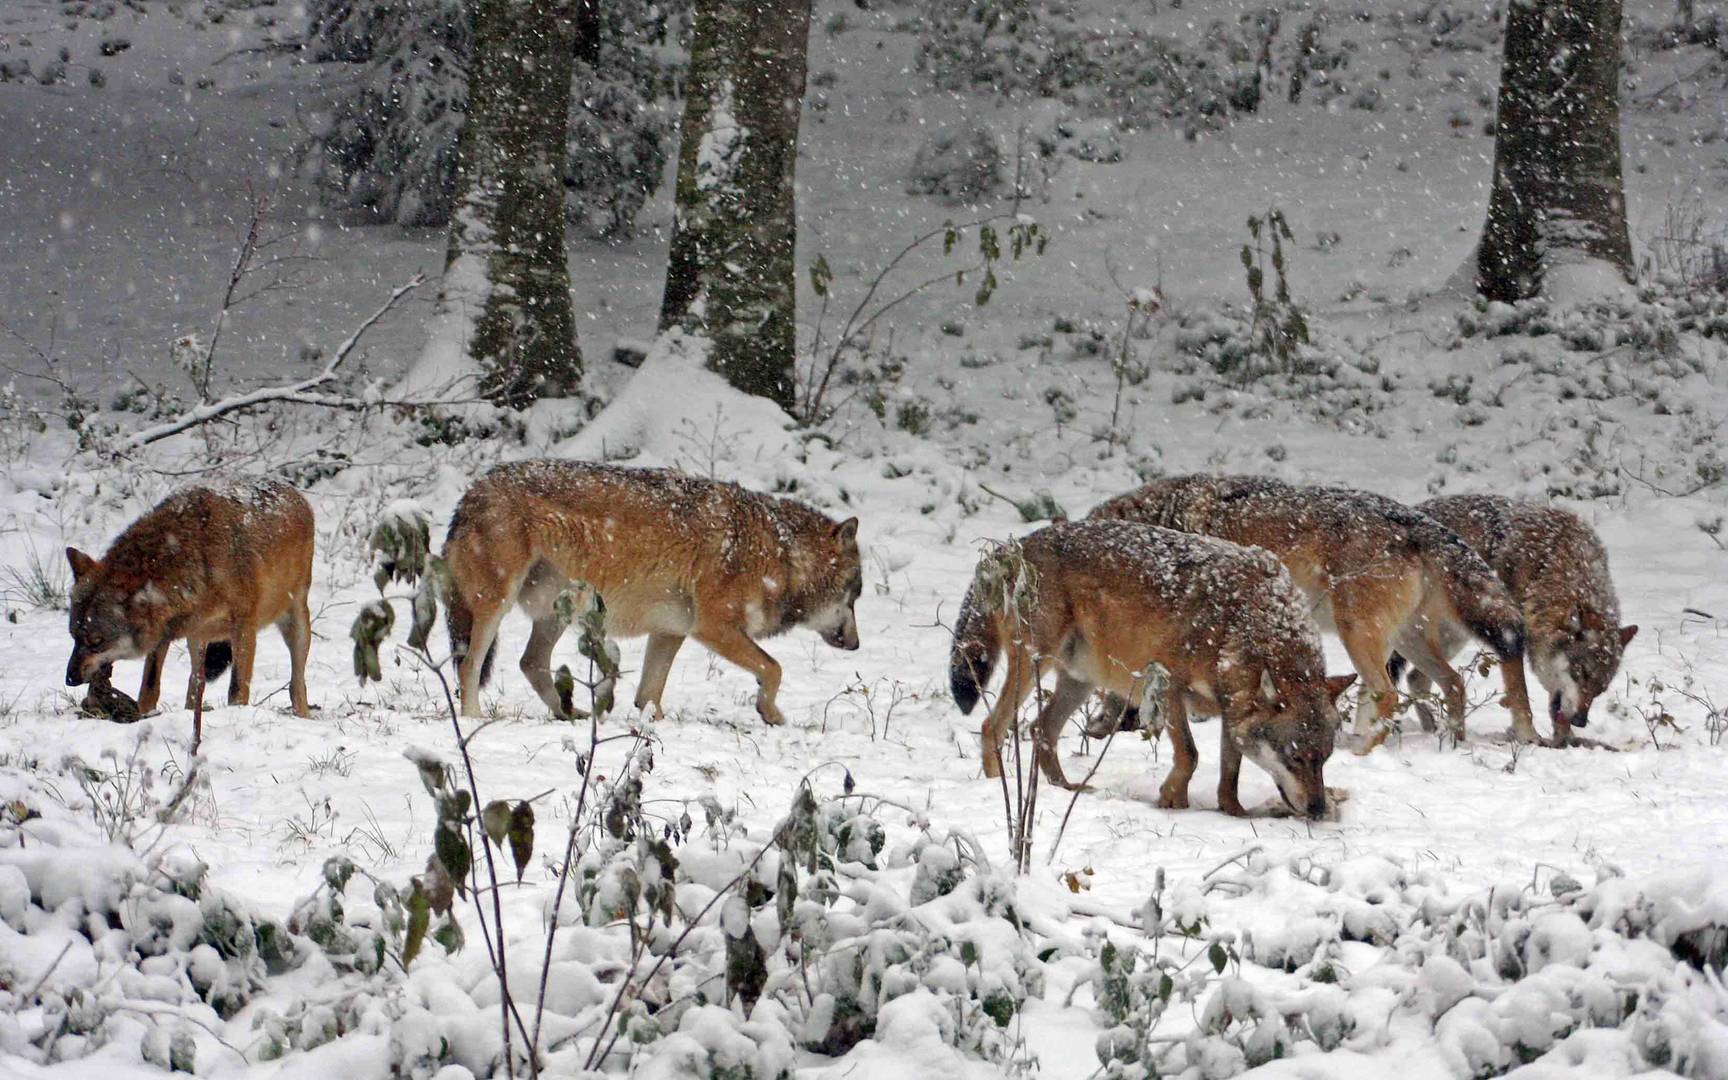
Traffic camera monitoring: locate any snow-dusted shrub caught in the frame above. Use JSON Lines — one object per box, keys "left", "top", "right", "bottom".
{"left": 918, "top": 1, "right": 1366, "bottom": 133}
{"left": 309, "top": 0, "right": 468, "bottom": 227}
{"left": 1457, "top": 278, "right": 1728, "bottom": 354}
{"left": 906, "top": 124, "right": 1004, "bottom": 204}
{"left": 308, "top": 0, "right": 680, "bottom": 236}
{"left": 303, "top": 0, "right": 399, "bottom": 62}
{"left": 0, "top": 837, "right": 306, "bottom": 1068}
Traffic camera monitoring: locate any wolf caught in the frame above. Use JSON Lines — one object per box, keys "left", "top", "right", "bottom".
{"left": 948, "top": 520, "right": 1355, "bottom": 819}
{"left": 1090, "top": 475, "right": 1536, "bottom": 747}
{"left": 442, "top": 461, "right": 862, "bottom": 724}
{"left": 1398, "top": 494, "right": 1636, "bottom": 744}
{"left": 64, "top": 478, "right": 314, "bottom": 719}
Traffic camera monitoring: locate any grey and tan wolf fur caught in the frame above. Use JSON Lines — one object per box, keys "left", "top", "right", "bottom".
{"left": 949, "top": 520, "right": 1355, "bottom": 819}
{"left": 1090, "top": 475, "right": 1535, "bottom": 747}
{"left": 1396, "top": 494, "right": 1636, "bottom": 744}
{"left": 443, "top": 461, "right": 862, "bottom": 723}
{"left": 65, "top": 479, "right": 314, "bottom": 719}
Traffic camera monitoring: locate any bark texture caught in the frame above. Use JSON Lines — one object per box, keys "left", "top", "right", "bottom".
{"left": 660, "top": 0, "right": 813, "bottom": 409}
{"left": 1477, "top": 0, "right": 1633, "bottom": 302}
{"left": 429, "top": 0, "right": 583, "bottom": 408}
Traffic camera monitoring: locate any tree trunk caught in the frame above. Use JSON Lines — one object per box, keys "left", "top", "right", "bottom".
{"left": 410, "top": 0, "right": 582, "bottom": 408}
{"left": 1477, "top": 0, "right": 1633, "bottom": 302}
{"left": 574, "top": 0, "right": 601, "bottom": 66}
{"left": 659, "top": 0, "right": 812, "bottom": 410}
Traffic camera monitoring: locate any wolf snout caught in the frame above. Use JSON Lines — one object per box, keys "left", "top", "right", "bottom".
{"left": 66, "top": 654, "right": 89, "bottom": 687}
{"left": 1305, "top": 795, "right": 1329, "bottom": 821}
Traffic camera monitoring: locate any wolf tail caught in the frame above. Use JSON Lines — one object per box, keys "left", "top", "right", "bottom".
{"left": 204, "top": 641, "right": 233, "bottom": 680}
{"left": 1417, "top": 525, "right": 1526, "bottom": 663}
{"left": 949, "top": 579, "right": 1000, "bottom": 715}
{"left": 443, "top": 508, "right": 497, "bottom": 686}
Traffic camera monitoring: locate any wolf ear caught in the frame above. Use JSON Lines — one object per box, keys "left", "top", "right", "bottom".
{"left": 66, "top": 547, "right": 98, "bottom": 581}
{"left": 833, "top": 517, "right": 859, "bottom": 544}
{"left": 1618, "top": 624, "right": 1639, "bottom": 647}
{"left": 1324, "top": 674, "right": 1358, "bottom": 703}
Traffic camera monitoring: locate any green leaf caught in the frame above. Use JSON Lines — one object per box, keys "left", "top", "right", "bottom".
{"left": 809, "top": 254, "right": 833, "bottom": 298}
{"left": 422, "top": 856, "right": 456, "bottom": 916}
{"left": 431, "top": 913, "right": 464, "bottom": 956}
{"left": 435, "top": 823, "right": 471, "bottom": 896}
{"left": 776, "top": 860, "right": 799, "bottom": 929}
{"left": 403, "top": 880, "right": 432, "bottom": 967}
{"left": 407, "top": 575, "right": 439, "bottom": 651}
{"left": 1159, "top": 972, "right": 1175, "bottom": 1001}
{"left": 409, "top": 752, "right": 447, "bottom": 798}
{"left": 349, "top": 599, "right": 394, "bottom": 683}
{"left": 322, "top": 856, "right": 355, "bottom": 893}
{"left": 979, "top": 225, "right": 1000, "bottom": 263}
{"left": 508, "top": 801, "right": 536, "bottom": 882}
{"left": 943, "top": 223, "right": 958, "bottom": 255}
{"left": 1209, "top": 940, "right": 1228, "bottom": 974}
{"left": 555, "top": 664, "right": 576, "bottom": 717}
{"left": 975, "top": 268, "right": 997, "bottom": 307}
{"left": 481, "top": 800, "right": 512, "bottom": 850}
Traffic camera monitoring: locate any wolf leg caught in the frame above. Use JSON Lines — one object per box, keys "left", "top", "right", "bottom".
{"left": 1397, "top": 631, "right": 1467, "bottom": 740}
{"left": 184, "top": 639, "right": 209, "bottom": 712}
{"left": 458, "top": 598, "right": 508, "bottom": 719}
{"left": 138, "top": 639, "right": 170, "bottom": 715}
{"left": 511, "top": 561, "right": 576, "bottom": 717}
{"left": 517, "top": 615, "right": 576, "bottom": 718}
{"left": 226, "top": 623, "right": 257, "bottom": 708}
{"left": 634, "top": 632, "right": 686, "bottom": 717}
{"left": 979, "top": 646, "right": 1035, "bottom": 780}
{"left": 1498, "top": 655, "right": 1541, "bottom": 744}
{"left": 279, "top": 597, "right": 312, "bottom": 718}
{"left": 1217, "top": 724, "right": 1248, "bottom": 817}
{"left": 1158, "top": 690, "right": 1196, "bottom": 810}
{"left": 1033, "top": 670, "right": 1093, "bottom": 790}
{"left": 1336, "top": 617, "right": 1398, "bottom": 751}
{"left": 694, "top": 622, "right": 786, "bottom": 727}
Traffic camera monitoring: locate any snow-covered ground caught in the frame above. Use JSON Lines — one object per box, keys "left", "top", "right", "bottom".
{"left": 2, "top": 1, "right": 1727, "bottom": 1078}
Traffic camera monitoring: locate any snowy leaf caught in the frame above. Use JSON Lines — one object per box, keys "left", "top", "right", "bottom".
{"left": 481, "top": 800, "right": 512, "bottom": 849}
{"left": 402, "top": 879, "right": 431, "bottom": 967}
{"left": 508, "top": 801, "right": 535, "bottom": 882}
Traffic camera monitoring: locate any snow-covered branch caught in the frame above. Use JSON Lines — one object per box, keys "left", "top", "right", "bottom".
{"left": 116, "top": 274, "right": 427, "bottom": 452}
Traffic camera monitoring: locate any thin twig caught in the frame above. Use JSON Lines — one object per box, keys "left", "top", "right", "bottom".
{"left": 117, "top": 274, "right": 427, "bottom": 451}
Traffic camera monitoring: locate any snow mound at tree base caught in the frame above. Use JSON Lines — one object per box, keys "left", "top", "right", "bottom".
{"left": 557, "top": 331, "right": 799, "bottom": 475}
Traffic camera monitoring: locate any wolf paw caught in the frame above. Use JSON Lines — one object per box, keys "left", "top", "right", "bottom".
{"left": 757, "top": 701, "right": 788, "bottom": 727}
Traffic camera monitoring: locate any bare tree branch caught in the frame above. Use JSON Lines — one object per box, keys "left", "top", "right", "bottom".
{"left": 117, "top": 274, "right": 427, "bottom": 452}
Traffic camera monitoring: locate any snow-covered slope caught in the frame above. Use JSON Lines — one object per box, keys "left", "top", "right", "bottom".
{"left": 1, "top": 1, "right": 1726, "bottom": 1077}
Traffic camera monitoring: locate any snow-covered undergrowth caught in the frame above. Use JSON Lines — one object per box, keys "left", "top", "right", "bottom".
{"left": 4, "top": 734, "right": 1726, "bottom": 1078}
{"left": 4, "top": 291, "right": 1728, "bottom": 1078}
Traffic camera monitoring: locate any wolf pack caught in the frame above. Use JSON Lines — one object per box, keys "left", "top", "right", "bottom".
{"left": 62, "top": 460, "right": 1633, "bottom": 823}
